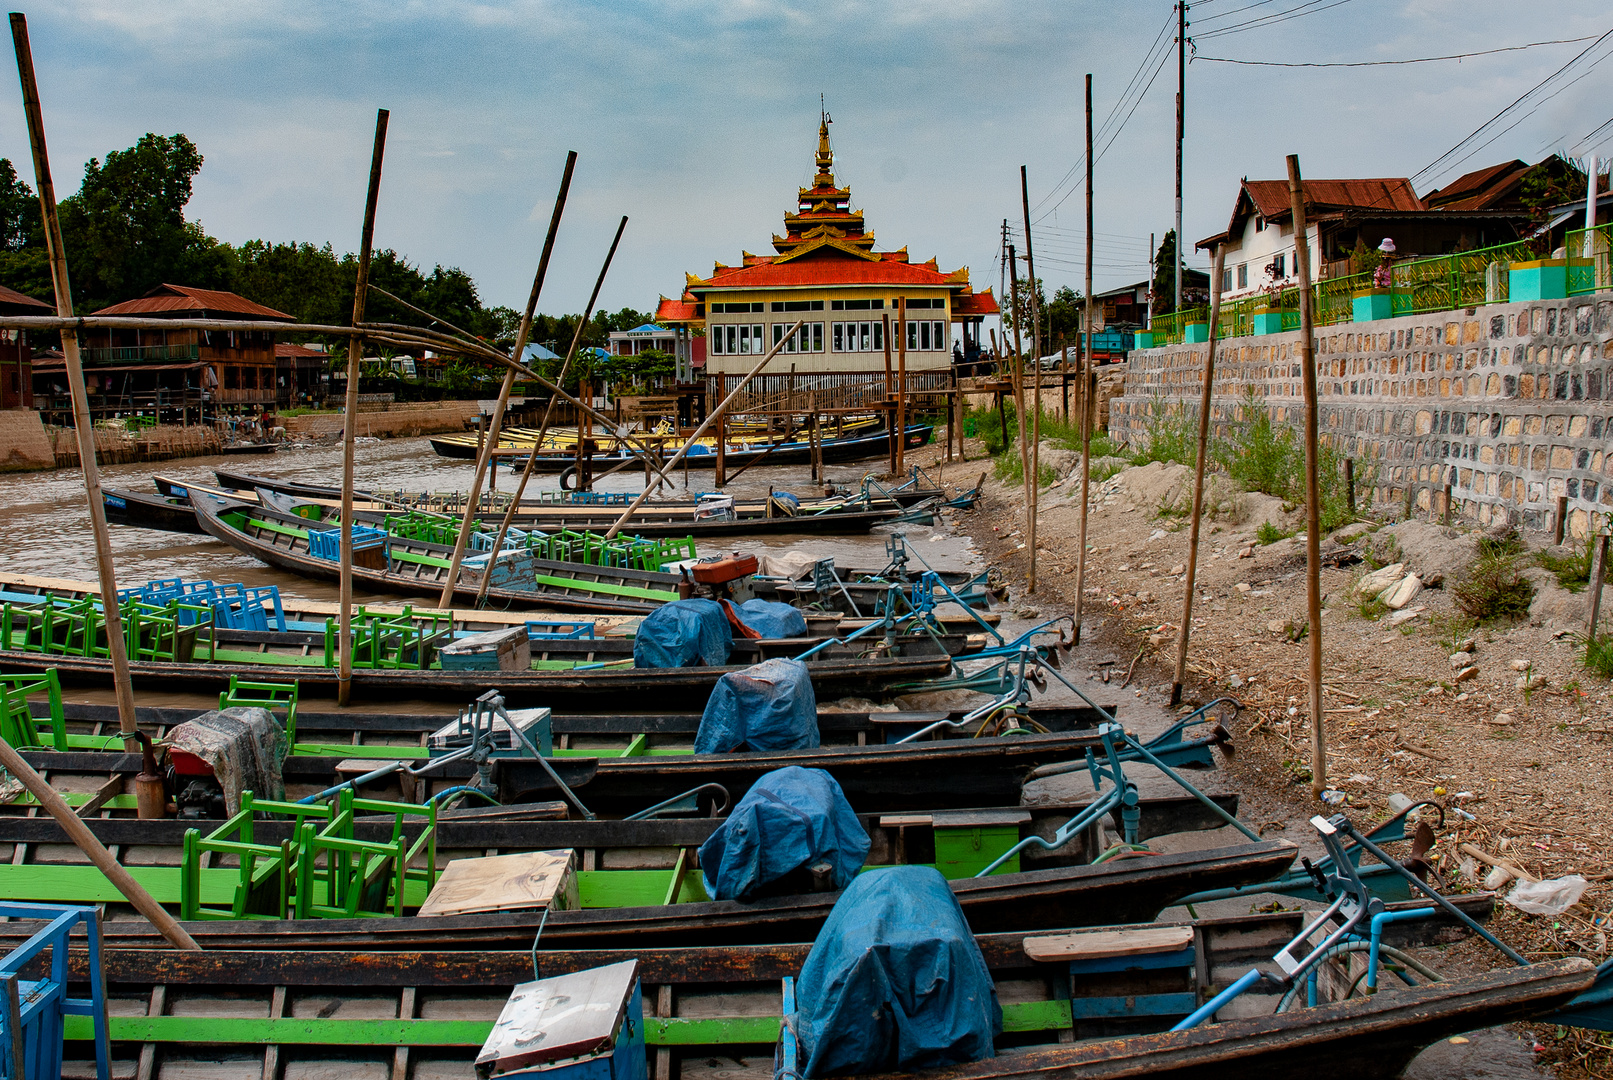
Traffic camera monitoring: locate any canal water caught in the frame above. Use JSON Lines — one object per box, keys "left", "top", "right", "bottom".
{"left": 0, "top": 436, "right": 984, "bottom": 709}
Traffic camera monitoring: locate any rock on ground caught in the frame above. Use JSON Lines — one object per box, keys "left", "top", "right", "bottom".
{"left": 1380, "top": 521, "right": 1477, "bottom": 583}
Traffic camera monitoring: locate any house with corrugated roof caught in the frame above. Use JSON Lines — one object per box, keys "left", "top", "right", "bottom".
{"left": 1195, "top": 177, "right": 1527, "bottom": 302}
{"left": 655, "top": 114, "right": 998, "bottom": 375}
{"left": 0, "top": 284, "right": 52, "bottom": 410}
{"left": 33, "top": 283, "right": 293, "bottom": 426}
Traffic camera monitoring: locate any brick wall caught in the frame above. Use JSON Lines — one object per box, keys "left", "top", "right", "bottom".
{"left": 1110, "top": 292, "right": 1613, "bottom": 536}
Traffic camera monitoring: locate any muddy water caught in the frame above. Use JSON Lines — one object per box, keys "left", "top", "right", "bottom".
{"left": 0, "top": 436, "right": 983, "bottom": 709}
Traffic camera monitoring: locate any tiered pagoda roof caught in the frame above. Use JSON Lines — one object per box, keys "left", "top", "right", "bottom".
{"left": 657, "top": 114, "right": 997, "bottom": 323}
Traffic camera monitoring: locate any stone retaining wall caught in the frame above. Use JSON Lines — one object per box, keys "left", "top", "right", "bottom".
{"left": 0, "top": 409, "right": 55, "bottom": 472}
{"left": 1110, "top": 292, "right": 1613, "bottom": 536}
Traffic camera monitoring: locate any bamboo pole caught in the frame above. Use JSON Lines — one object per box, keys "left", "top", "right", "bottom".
{"left": 1170, "top": 244, "right": 1226, "bottom": 707}
{"left": 602, "top": 322, "right": 802, "bottom": 539}
{"left": 882, "top": 312, "right": 896, "bottom": 473}
{"left": 0, "top": 735, "right": 199, "bottom": 950}
{"left": 1007, "top": 246, "right": 1033, "bottom": 546}
{"left": 337, "top": 109, "right": 389, "bottom": 707}
{"left": 895, "top": 298, "right": 907, "bottom": 477}
{"left": 10, "top": 13, "right": 140, "bottom": 745}
{"left": 472, "top": 156, "right": 585, "bottom": 604}
{"left": 1072, "top": 73, "right": 1094, "bottom": 646}
{"left": 439, "top": 216, "right": 626, "bottom": 607}
{"left": 1021, "top": 166, "right": 1042, "bottom": 594}
{"left": 1288, "top": 153, "right": 1326, "bottom": 797}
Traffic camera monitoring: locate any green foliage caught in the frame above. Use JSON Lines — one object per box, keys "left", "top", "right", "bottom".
{"left": 1213, "top": 390, "right": 1366, "bottom": 533}
{"left": 1519, "top": 154, "right": 1590, "bottom": 219}
{"left": 1151, "top": 230, "right": 1182, "bottom": 316}
{"left": 993, "top": 453, "right": 1057, "bottom": 489}
{"left": 1580, "top": 632, "right": 1613, "bottom": 680}
{"left": 607, "top": 347, "right": 676, "bottom": 392}
{"left": 1256, "top": 521, "right": 1290, "bottom": 545}
{"left": 1452, "top": 555, "right": 1535, "bottom": 622}
{"left": 0, "top": 143, "right": 639, "bottom": 365}
{"left": 1536, "top": 534, "right": 1595, "bottom": 593}
{"left": 1356, "top": 596, "right": 1388, "bottom": 621}
{"left": 54, "top": 133, "right": 229, "bottom": 310}
{"left": 1043, "top": 285, "right": 1084, "bottom": 347}
{"left": 1133, "top": 397, "right": 1197, "bottom": 467}
{"left": 1477, "top": 525, "right": 1525, "bottom": 559}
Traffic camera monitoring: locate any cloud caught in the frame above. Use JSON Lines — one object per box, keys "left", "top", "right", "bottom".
{"left": 1, "top": 0, "right": 1607, "bottom": 311}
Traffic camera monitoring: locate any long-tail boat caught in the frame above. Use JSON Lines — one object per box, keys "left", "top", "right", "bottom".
{"left": 32, "top": 911, "right": 1593, "bottom": 1080}
{"left": 164, "top": 475, "right": 912, "bottom": 538}
{"left": 100, "top": 489, "right": 205, "bottom": 534}
{"left": 428, "top": 421, "right": 931, "bottom": 468}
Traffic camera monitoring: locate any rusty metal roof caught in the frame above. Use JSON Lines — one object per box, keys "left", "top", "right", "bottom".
{"left": 1423, "top": 160, "right": 1532, "bottom": 211}
{"left": 93, "top": 284, "right": 293, "bottom": 321}
{"left": 1242, "top": 178, "right": 1424, "bottom": 220}
{"left": 0, "top": 283, "right": 52, "bottom": 312}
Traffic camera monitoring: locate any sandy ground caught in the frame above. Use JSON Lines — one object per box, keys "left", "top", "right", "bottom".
{"left": 911, "top": 434, "right": 1613, "bottom": 1079}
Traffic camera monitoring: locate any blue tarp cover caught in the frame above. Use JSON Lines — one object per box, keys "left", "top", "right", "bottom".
{"left": 793, "top": 866, "right": 1001, "bottom": 1078}
{"left": 633, "top": 599, "right": 732, "bottom": 669}
{"left": 693, "top": 658, "right": 817, "bottom": 753}
{"left": 735, "top": 599, "right": 807, "bottom": 639}
{"left": 698, "top": 766, "right": 869, "bottom": 901}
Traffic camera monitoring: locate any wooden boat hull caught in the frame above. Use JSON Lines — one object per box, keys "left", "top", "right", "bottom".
{"left": 8, "top": 842, "right": 1297, "bottom": 950}
{"left": 430, "top": 423, "right": 933, "bottom": 466}
{"left": 38, "top": 913, "right": 1585, "bottom": 1080}
{"left": 16, "top": 730, "right": 1160, "bottom": 814}
{"left": 0, "top": 649, "right": 953, "bottom": 706}
{"left": 189, "top": 489, "right": 682, "bottom": 615}
{"left": 101, "top": 489, "right": 205, "bottom": 534}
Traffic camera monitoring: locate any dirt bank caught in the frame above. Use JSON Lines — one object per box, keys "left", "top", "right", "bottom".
{"left": 907, "top": 434, "right": 1612, "bottom": 1078}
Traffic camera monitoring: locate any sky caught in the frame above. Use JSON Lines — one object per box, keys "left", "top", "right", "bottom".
{"left": 3, "top": 0, "right": 1610, "bottom": 317}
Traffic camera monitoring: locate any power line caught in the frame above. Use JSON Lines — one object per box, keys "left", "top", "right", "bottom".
{"left": 1193, "top": 35, "right": 1601, "bottom": 67}
{"left": 1413, "top": 26, "right": 1613, "bottom": 187}
{"left": 1195, "top": 0, "right": 1355, "bottom": 40}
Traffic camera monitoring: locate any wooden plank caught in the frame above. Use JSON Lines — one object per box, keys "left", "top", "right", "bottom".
{"left": 932, "top": 809, "right": 1032, "bottom": 829}
{"left": 1022, "top": 926, "right": 1194, "bottom": 962}
{"left": 478, "top": 960, "right": 638, "bottom": 1073}
{"left": 416, "top": 850, "right": 576, "bottom": 918}
{"left": 73, "top": 775, "right": 123, "bottom": 818}
{"left": 877, "top": 814, "right": 931, "bottom": 828}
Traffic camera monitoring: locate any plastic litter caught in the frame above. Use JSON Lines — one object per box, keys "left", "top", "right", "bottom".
{"left": 1504, "top": 874, "right": 1589, "bottom": 916}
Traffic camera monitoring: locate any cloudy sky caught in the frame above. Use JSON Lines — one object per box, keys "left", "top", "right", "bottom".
{"left": 4, "top": 1, "right": 1610, "bottom": 316}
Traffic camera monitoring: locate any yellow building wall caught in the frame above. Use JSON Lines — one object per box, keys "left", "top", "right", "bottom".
{"left": 702, "top": 287, "right": 955, "bottom": 376}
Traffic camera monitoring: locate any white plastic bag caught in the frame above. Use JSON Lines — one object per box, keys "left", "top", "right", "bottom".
{"left": 1504, "top": 875, "right": 1589, "bottom": 916}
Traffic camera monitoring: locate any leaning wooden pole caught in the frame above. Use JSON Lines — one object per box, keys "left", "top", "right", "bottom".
{"left": 10, "top": 13, "right": 139, "bottom": 745}
{"left": 1072, "top": 73, "right": 1095, "bottom": 645}
{"left": 0, "top": 735, "right": 200, "bottom": 950}
{"left": 474, "top": 155, "right": 580, "bottom": 603}
{"left": 338, "top": 109, "right": 389, "bottom": 707}
{"left": 1007, "top": 245, "right": 1033, "bottom": 549}
{"left": 1288, "top": 153, "right": 1326, "bottom": 797}
{"left": 895, "top": 297, "right": 908, "bottom": 477}
{"left": 1021, "top": 165, "right": 1042, "bottom": 593}
{"left": 1170, "top": 244, "right": 1226, "bottom": 707}
{"left": 603, "top": 322, "right": 803, "bottom": 539}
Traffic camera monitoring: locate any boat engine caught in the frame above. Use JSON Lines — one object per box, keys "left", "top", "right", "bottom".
{"left": 686, "top": 553, "right": 758, "bottom": 603}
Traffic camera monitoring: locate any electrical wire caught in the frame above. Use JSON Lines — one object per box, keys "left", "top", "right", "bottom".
{"left": 1412, "top": 25, "right": 1613, "bottom": 187}
{"left": 1194, "top": 35, "right": 1602, "bottom": 67}
{"left": 1195, "top": 0, "right": 1356, "bottom": 40}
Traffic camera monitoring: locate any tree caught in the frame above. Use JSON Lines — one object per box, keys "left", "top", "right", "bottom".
{"left": 1520, "top": 154, "right": 1590, "bottom": 219}
{"left": 1001, "top": 275, "right": 1047, "bottom": 351}
{"left": 0, "top": 158, "right": 39, "bottom": 253}
{"left": 1150, "top": 230, "right": 1185, "bottom": 316}
{"left": 1044, "top": 285, "right": 1084, "bottom": 346}
{"left": 56, "top": 133, "right": 228, "bottom": 309}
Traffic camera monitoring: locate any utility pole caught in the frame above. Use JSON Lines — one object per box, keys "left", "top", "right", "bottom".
{"left": 1000, "top": 219, "right": 1010, "bottom": 360}
{"left": 1147, "top": 231, "right": 1155, "bottom": 327}
{"left": 1175, "top": 1, "right": 1186, "bottom": 314}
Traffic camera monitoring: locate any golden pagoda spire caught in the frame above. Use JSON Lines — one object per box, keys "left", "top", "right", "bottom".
{"left": 815, "top": 98, "right": 834, "bottom": 184}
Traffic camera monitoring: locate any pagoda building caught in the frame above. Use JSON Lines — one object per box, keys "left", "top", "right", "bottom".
{"left": 656, "top": 114, "right": 998, "bottom": 377}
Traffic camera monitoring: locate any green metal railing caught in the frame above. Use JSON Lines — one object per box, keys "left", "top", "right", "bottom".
{"left": 1568, "top": 222, "right": 1611, "bottom": 295}
{"left": 1145, "top": 223, "right": 1613, "bottom": 346}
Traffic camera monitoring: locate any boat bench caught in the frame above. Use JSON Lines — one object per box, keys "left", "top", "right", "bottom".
{"left": 1024, "top": 926, "right": 1199, "bottom": 1021}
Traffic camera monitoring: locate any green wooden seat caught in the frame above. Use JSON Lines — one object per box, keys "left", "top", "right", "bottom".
{"left": 180, "top": 791, "right": 335, "bottom": 921}
{"left": 295, "top": 790, "right": 437, "bottom": 919}
{"left": 0, "top": 669, "right": 67, "bottom": 751}
{"left": 322, "top": 607, "right": 447, "bottom": 670}
{"left": 218, "top": 676, "right": 299, "bottom": 743}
